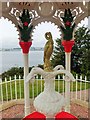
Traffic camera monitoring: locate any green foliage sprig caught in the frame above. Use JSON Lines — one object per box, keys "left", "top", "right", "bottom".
{"left": 60, "top": 9, "right": 76, "bottom": 41}
{"left": 18, "top": 9, "right": 33, "bottom": 42}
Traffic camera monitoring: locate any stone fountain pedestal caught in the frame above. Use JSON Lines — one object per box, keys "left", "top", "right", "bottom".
{"left": 26, "top": 65, "right": 75, "bottom": 116}
{"left": 34, "top": 80, "right": 65, "bottom": 116}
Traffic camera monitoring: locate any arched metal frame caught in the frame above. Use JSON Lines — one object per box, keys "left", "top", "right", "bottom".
{"left": 0, "top": 2, "right": 90, "bottom": 40}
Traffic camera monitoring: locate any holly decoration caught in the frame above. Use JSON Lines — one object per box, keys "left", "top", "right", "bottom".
{"left": 60, "top": 9, "right": 76, "bottom": 41}
{"left": 18, "top": 9, "right": 33, "bottom": 42}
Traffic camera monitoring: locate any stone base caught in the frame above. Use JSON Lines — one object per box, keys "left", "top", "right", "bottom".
{"left": 26, "top": 66, "right": 75, "bottom": 116}
{"left": 34, "top": 91, "right": 65, "bottom": 116}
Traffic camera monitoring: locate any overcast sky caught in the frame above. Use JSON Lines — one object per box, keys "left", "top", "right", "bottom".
{"left": 0, "top": 17, "right": 88, "bottom": 49}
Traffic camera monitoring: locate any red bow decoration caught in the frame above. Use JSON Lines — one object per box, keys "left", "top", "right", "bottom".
{"left": 65, "top": 21, "right": 71, "bottom": 26}
{"left": 24, "top": 22, "right": 28, "bottom": 26}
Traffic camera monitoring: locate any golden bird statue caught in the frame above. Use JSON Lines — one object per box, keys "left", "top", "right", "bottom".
{"left": 44, "top": 32, "right": 54, "bottom": 71}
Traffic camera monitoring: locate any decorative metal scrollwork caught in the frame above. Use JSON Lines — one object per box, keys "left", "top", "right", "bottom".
{"left": 1, "top": 2, "right": 89, "bottom": 39}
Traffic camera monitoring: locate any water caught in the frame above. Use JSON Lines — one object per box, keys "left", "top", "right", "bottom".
{"left": 0, "top": 50, "right": 44, "bottom": 73}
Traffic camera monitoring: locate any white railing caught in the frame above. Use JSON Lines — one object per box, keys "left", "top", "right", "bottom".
{"left": 0, "top": 74, "right": 90, "bottom": 105}
{"left": 71, "top": 75, "right": 89, "bottom": 102}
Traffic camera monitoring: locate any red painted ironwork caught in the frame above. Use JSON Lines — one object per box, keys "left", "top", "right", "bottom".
{"left": 19, "top": 41, "right": 32, "bottom": 54}
{"left": 62, "top": 40, "right": 75, "bottom": 52}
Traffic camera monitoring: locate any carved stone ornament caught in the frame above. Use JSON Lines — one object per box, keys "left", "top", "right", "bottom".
{"left": 37, "top": 2, "right": 55, "bottom": 17}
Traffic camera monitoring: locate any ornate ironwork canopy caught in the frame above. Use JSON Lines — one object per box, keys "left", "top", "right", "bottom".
{"left": 0, "top": 2, "right": 89, "bottom": 38}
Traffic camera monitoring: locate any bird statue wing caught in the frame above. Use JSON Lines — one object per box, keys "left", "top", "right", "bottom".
{"left": 52, "top": 70, "right": 75, "bottom": 81}
{"left": 44, "top": 42, "right": 49, "bottom": 62}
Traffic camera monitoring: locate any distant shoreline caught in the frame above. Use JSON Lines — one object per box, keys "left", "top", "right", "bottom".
{"left": 0, "top": 47, "right": 44, "bottom": 52}
{"left": 0, "top": 50, "right": 44, "bottom": 74}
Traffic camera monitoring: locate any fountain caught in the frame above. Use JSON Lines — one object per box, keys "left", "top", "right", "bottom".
{"left": 25, "top": 32, "right": 75, "bottom": 116}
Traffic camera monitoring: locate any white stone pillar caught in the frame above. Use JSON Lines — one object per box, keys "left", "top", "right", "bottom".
{"left": 65, "top": 52, "right": 71, "bottom": 112}
{"left": 23, "top": 54, "right": 30, "bottom": 116}
{"left": 19, "top": 41, "right": 32, "bottom": 116}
